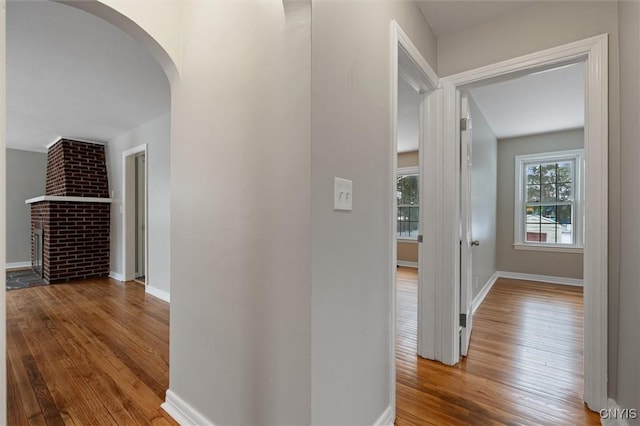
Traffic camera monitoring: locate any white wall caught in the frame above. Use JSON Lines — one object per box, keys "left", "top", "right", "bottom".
{"left": 107, "top": 112, "right": 170, "bottom": 296}
{"left": 435, "top": 0, "right": 621, "bottom": 396}
{"left": 169, "top": 3, "right": 311, "bottom": 424}
{"left": 6, "top": 149, "right": 47, "bottom": 265}
{"left": 468, "top": 95, "right": 497, "bottom": 299}
{"left": 496, "top": 129, "right": 584, "bottom": 279}
{"left": 311, "top": 2, "right": 437, "bottom": 424}
{"left": 616, "top": 0, "right": 640, "bottom": 417}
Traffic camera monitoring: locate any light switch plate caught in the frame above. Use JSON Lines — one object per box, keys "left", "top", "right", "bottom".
{"left": 334, "top": 177, "right": 353, "bottom": 211}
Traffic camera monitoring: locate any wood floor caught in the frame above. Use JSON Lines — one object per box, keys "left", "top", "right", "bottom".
{"left": 6, "top": 270, "right": 601, "bottom": 425}
{"left": 395, "top": 267, "right": 601, "bottom": 425}
{"left": 7, "top": 278, "right": 176, "bottom": 425}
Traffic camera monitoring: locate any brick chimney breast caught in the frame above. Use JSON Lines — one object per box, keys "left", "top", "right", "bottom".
{"left": 45, "top": 139, "right": 109, "bottom": 198}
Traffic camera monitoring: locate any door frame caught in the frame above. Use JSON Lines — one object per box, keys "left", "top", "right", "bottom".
{"left": 122, "top": 144, "right": 148, "bottom": 284}
{"left": 439, "top": 34, "right": 609, "bottom": 411}
{"left": 389, "top": 20, "right": 439, "bottom": 419}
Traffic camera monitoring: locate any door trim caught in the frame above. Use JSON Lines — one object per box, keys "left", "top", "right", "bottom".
{"left": 390, "top": 20, "right": 439, "bottom": 420}
{"left": 439, "top": 34, "right": 608, "bottom": 411}
{"left": 122, "top": 144, "right": 148, "bottom": 285}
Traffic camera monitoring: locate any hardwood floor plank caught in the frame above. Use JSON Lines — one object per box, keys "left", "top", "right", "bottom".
{"left": 7, "top": 278, "right": 177, "bottom": 426}
{"left": 395, "top": 267, "right": 600, "bottom": 425}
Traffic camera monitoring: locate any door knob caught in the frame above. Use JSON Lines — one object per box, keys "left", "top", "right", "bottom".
{"left": 471, "top": 240, "right": 480, "bottom": 247}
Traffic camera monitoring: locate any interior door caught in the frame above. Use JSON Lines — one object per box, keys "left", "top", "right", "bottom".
{"left": 459, "top": 93, "right": 474, "bottom": 357}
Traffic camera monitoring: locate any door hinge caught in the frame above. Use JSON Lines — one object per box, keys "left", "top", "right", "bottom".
{"left": 460, "top": 117, "right": 469, "bottom": 131}
{"left": 417, "top": 234, "right": 423, "bottom": 243}
{"left": 459, "top": 313, "right": 467, "bottom": 328}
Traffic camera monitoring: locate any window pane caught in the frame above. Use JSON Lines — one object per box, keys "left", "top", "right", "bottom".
{"left": 540, "top": 206, "right": 557, "bottom": 243}
{"left": 557, "top": 182, "right": 572, "bottom": 201}
{"left": 557, "top": 205, "right": 572, "bottom": 225}
{"left": 558, "top": 205, "right": 573, "bottom": 243}
{"left": 525, "top": 224, "right": 545, "bottom": 242}
{"left": 541, "top": 184, "right": 557, "bottom": 202}
{"left": 527, "top": 185, "right": 541, "bottom": 202}
{"left": 400, "top": 221, "right": 408, "bottom": 237}
{"left": 409, "top": 207, "right": 419, "bottom": 222}
{"left": 409, "top": 221, "right": 419, "bottom": 237}
{"left": 526, "top": 165, "right": 540, "bottom": 184}
{"left": 397, "top": 175, "right": 418, "bottom": 205}
{"left": 541, "top": 205, "right": 557, "bottom": 221}
{"left": 398, "top": 207, "right": 407, "bottom": 222}
{"left": 556, "top": 161, "right": 573, "bottom": 184}
{"left": 541, "top": 163, "right": 557, "bottom": 184}
{"left": 526, "top": 205, "right": 542, "bottom": 220}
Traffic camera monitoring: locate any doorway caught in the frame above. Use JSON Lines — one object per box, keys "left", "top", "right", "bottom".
{"left": 123, "top": 144, "right": 148, "bottom": 285}
{"left": 440, "top": 35, "right": 608, "bottom": 411}
{"left": 134, "top": 153, "right": 146, "bottom": 283}
{"left": 390, "top": 21, "right": 440, "bottom": 420}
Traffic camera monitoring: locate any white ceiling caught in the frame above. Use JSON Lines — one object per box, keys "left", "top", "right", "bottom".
{"left": 7, "top": 0, "right": 170, "bottom": 152}
{"left": 469, "top": 63, "right": 584, "bottom": 139}
{"left": 397, "top": 76, "right": 420, "bottom": 153}
{"left": 417, "top": 1, "right": 536, "bottom": 37}
{"left": 397, "top": 63, "right": 584, "bottom": 152}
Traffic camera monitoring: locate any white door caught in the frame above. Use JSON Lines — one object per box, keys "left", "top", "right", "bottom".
{"left": 459, "top": 93, "right": 474, "bottom": 357}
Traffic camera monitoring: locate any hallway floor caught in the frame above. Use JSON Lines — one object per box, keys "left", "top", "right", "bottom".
{"left": 6, "top": 277, "right": 176, "bottom": 425}
{"left": 395, "top": 267, "right": 600, "bottom": 425}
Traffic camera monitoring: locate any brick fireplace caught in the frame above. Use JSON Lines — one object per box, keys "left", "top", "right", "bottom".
{"left": 27, "top": 139, "right": 112, "bottom": 284}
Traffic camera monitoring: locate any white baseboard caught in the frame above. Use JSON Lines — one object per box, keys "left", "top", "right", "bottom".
{"left": 497, "top": 271, "right": 583, "bottom": 287}
{"left": 6, "top": 261, "right": 31, "bottom": 271}
{"left": 109, "top": 271, "right": 125, "bottom": 281}
{"left": 146, "top": 285, "right": 170, "bottom": 303}
{"left": 600, "top": 398, "right": 632, "bottom": 426}
{"left": 162, "top": 389, "right": 214, "bottom": 426}
{"left": 472, "top": 272, "right": 499, "bottom": 315}
{"left": 373, "top": 406, "right": 393, "bottom": 426}
{"left": 397, "top": 261, "right": 418, "bottom": 268}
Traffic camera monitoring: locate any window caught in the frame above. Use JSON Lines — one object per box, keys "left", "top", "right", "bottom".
{"left": 514, "top": 150, "right": 583, "bottom": 250}
{"left": 397, "top": 167, "right": 419, "bottom": 239}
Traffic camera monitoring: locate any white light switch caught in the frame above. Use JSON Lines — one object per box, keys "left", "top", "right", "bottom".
{"left": 334, "top": 177, "right": 353, "bottom": 211}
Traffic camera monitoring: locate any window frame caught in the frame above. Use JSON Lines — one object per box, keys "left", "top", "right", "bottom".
{"left": 397, "top": 166, "right": 420, "bottom": 242}
{"left": 514, "top": 149, "right": 584, "bottom": 252}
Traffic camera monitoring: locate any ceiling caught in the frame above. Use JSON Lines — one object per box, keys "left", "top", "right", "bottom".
{"left": 469, "top": 63, "right": 584, "bottom": 139}
{"left": 397, "top": 63, "right": 583, "bottom": 152}
{"left": 7, "top": 0, "right": 170, "bottom": 153}
{"left": 397, "top": 77, "right": 420, "bottom": 153}
{"left": 417, "top": 1, "right": 536, "bottom": 37}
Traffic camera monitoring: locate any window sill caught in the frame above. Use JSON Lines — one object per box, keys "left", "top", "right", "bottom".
{"left": 513, "top": 244, "right": 583, "bottom": 254}
{"left": 398, "top": 238, "right": 418, "bottom": 243}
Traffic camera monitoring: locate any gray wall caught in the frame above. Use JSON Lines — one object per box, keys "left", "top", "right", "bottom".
{"left": 0, "top": 1, "right": 6, "bottom": 419}
{"left": 6, "top": 149, "right": 46, "bottom": 265}
{"left": 436, "top": 0, "right": 622, "bottom": 397}
{"left": 468, "top": 95, "right": 497, "bottom": 299}
{"left": 311, "top": 2, "right": 436, "bottom": 424}
{"left": 170, "top": 3, "right": 312, "bottom": 424}
{"left": 616, "top": 0, "right": 640, "bottom": 419}
{"left": 107, "top": 112, "right": 170, "bottom": 296}
{"left": 496, "top": 129, "right": 584, "bottom": 279}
